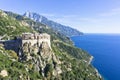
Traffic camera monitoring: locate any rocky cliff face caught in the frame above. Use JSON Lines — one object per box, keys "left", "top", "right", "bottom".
{"left": 21, "top": 41, "right": 62, "bottom": 78}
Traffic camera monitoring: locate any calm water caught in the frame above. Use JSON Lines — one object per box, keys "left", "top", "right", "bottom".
{"left": 71, "top": 34, "right": 120, "bottom": 80}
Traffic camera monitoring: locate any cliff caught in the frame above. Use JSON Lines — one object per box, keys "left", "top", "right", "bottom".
{"left": 0, "top": 10, "right": 103, "bottom": 80}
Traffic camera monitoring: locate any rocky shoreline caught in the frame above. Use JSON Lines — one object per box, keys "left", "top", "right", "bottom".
{"left": 89, "top": 56, "right": 93, "bottom": 65}
{"left": 89, "top": 56, "right": 103, "bottom": 79}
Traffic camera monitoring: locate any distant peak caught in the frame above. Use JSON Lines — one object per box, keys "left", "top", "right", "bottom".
{"left": 23, "top": 12, "right": 46, "bottom": 22}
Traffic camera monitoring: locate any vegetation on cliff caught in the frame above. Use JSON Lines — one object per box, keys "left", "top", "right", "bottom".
{"left": 0, "top": 10, "right": 102, "bottom": 80}
{"left": 0, "top": 10, "right": 34, "bottom": 40}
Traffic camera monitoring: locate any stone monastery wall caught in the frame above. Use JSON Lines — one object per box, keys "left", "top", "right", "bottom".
{"left": 22, "top": 33, "right": 51, "bottom": 47}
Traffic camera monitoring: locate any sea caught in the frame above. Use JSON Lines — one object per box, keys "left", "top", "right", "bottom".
{"left": 71, "top": 34, "right": 120, "bottom": 80}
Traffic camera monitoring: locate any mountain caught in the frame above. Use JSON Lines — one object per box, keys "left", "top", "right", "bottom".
{"left": 0, "top": 10, "right": 102, "bottom": 80}
{"left": 0, "top": 10, "right": 34, "bottom": 40}
{"left": 23, "top": 12, "right": 83, "bottom": 37}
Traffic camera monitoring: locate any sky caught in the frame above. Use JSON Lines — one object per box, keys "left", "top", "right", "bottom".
{"left": 0, "top": 0, "right": 120, "bottom": 33}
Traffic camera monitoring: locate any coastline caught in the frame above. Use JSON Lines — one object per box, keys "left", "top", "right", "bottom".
{"left": 70, "top": 35, "right": 120, "bottom": 80}
{"left": 70, "top": 36, "right": 103, "bottom": 79}
{"left": 89, "top": 56, "right": 103, "bottom": 79}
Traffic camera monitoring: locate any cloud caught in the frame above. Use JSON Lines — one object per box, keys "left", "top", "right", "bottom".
{"left": 78, "top": 18, "right": 100, "bottom": 23}
{"left": 43, "top": 14, "right": 97, "bottom": 24}
{"left": 41, "top": 13, "right": 56, "bottom": 17}
{"left": 99, "top": 8, "right": 120, "bottom": 16}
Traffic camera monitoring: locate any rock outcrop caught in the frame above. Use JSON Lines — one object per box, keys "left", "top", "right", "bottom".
{"left": 0, "top": 70, "right": 8, "bottom": 77}
{"left": 20, "top": 33, "right": 62, "bottom": 77}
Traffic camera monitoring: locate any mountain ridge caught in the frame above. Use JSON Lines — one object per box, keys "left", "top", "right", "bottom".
{"left": 23, "top": 12, "right": 83, "bottom": 37}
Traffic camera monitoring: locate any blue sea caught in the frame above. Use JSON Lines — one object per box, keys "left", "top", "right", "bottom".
{"left": 71, "top": 34, "right": 120, "bottom": 80}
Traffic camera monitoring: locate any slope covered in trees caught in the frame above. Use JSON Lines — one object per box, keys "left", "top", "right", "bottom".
{"left": 0, "top": 10, "right": 102, "bottom": 80}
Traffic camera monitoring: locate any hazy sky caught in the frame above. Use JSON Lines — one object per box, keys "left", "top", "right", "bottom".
{"left": 0, "top": 0, "right": 120, "bottom": 33}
